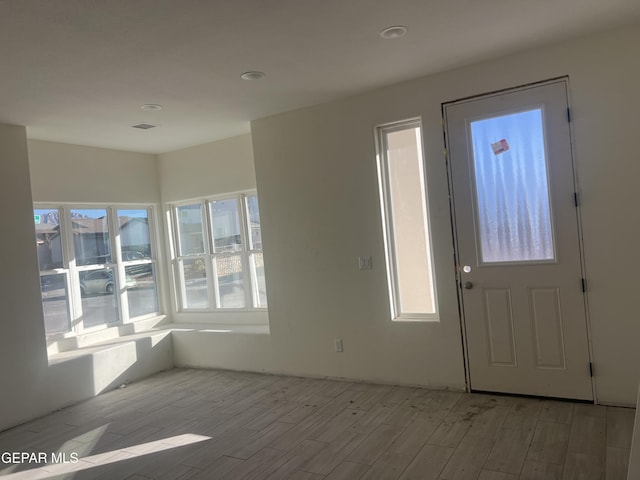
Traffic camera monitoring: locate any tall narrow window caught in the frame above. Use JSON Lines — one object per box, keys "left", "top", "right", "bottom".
{"left": 118, "top": 209, "right": 159, "bottom": 317}
{"left": 35, "top": 208, "right": 71, "bottom": 335}
{"left": 377, "top": 120, "right": 437, "bottom": 321}
{"left": 72, "top": 208, "right": 119, "bottom": 327}
{"left": 175, "top": 203, "right": 210, "bottom": 309}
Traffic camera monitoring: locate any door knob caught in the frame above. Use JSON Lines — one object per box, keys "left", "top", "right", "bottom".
{"left": 463, "top": 281, "right": 473, "bottom": 289}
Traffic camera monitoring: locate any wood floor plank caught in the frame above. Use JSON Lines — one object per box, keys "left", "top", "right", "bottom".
{"left": 526, "top": 421, "right": 571, "bottom": 465}
{"left": 287, "top": 471, "right": 325, "bottom": 480}
{"left": 301, "top": 429, "right": 366, "bottom": 475}
{"left": 476, "top": 470, "right": 518, "bottom": 480}
{"left": 324, "top": 461, "right": 369, "bottom": 480}
{"left": 219, "top": 447, "right": 286, "bottom": 480}
{"left": 425, "top": 409, "right": 472, "bottom": 448}
{"left": 563, "top": 451, "right": 604, "bottom": 480}
{"left": 438, "top": 433, "right": 495, "bottom": 480}
{"left": 385, "top": 417, "right": 441, "bottom": 457}
{"left": 605, "top": 446, "right": 631, "bottom": 480}
{"left": 539, "top": 401, "right": 574, "bottom": 424}
{"left": 483, "top": 426, "right": 534, "bottom": 474}
{"left": 187, "top": 455, "right": 245, "bottom": 480}
{"left": 466, "top": 404, "right": 510, "bottom": 439}
{"left": 519, "top": 459, "right": 563, "bottom": 480}
{"left": 359, "top": 451, "right": 413, "bottom": 480}
{"left": 345, "top": 423, "right": 405, "bottom": 465}
{"left": 309, "top": 408, "right": 367, "bottom": 443}
{"left": 502, "top": 398, "right": 542, "bottom": 430}
{"left": 263, "top": 439, "right": 327, "bottom": 480}
{"left": 398, "top": 443, "right": 453, "bottom": 480}
{"left": 567, "top": 414, "right": 606, "bottom": 455}
{"left": 606, "top": 407, "right": 635, "bottom": 449}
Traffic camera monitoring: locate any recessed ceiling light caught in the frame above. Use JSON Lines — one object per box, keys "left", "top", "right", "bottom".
{"left": 140, "top": 104, "right": 163, "bottom": 111}
{"left": 380, "top": 25, "right": 408, "bottom": 39}
{"left": 240, "top": 71, "right": 266, "bottom": 80}
{"left": 132, "top": 123, "right": 157, "bottom": 130}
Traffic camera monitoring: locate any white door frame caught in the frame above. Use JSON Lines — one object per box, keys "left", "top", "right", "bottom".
{"left": 442, "top": 77, "right": 596, "bottom": 401}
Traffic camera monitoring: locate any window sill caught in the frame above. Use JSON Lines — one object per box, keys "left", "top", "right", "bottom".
{"left": 47, "top": 315, "right": 169, "bottom": 356}
{"left": 47, "top": 317, "right": 269, "bottom": 363}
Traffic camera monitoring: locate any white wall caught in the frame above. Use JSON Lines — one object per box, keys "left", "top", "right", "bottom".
{"left": 0, "top": 124, "right": 52, "bottom": 430}
{"left": 158, "top": 134, "right": 255, "bottom": 203}
{"left": 247, "top": 24, "right": 640, "bottom": 404}
{"left": 28, "top": 139, "right": 159, "bottom": 204}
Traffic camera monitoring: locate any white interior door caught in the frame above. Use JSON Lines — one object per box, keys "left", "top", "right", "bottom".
{"left": 444, "top": 80, "right": 593, "bottom": 400}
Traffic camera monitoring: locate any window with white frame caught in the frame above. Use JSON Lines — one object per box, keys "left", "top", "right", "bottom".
{"left": 171, "top": 192, "right": 267, "bottom": 311}
{"left": 376, "top": 120, "right": 438, "bottom": 321}
{"left": 34, "top": 205, "right": 160, "bottom": 336}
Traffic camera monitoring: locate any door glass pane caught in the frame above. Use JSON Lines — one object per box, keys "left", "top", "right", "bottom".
{"left": 118, "top": 209, "right": 152, "bottom": 260}
{"left": 210, "top": 199, "right": 242, "bottom": 253}
{"left": 125, "top": 264, "right": 158, "bottom": 317}
{"left": 40, "top": 273, "right": 71, "bottom": 335}
{"left": 215, "top": 255, "right": 245, "bottom": 308}
{"left": 470, "top": 109, "right": 555, "bottom": 263}
{"left": 181, "top": 258, "right": 209, "bottom": 308}
{"left": 79, "top": 267, "right": 119, "bottom": 327}
{"left": 71, "top": 209, "right": 111, "bottom": 266}
{"left": 35, "top": 208, "right": 63, "bottom": 269}
{"left": 177, "top": 204, "right": 205, "bottom": 256}
{"left": 246, "top": 195, "right": 263, "bottom": 250}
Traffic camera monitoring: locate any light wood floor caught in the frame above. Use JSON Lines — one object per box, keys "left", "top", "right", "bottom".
{"left": 0, "top": 368, "right": 634, "bottom": 480}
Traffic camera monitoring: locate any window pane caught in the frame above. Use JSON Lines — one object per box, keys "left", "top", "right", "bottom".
{"left": 210, "top": 199, "right": 242, "bottom": 253}
{"left": 470, "top": 109, "right": 554, "bottom": 263}
{"left": 177, "top": 204, "right": 205, "bottom": 256}
{"left": 246, "top": 195, "right": 263, "bottom": 250}
{"left": 181, "top": 258, "right": 209, "bottom": 308}
{"left": 215, "top": 255, "right": 245, "bottom": 308}
{"left": 118, "top": 209, "right": 152, "bottom": 260}
{"left": 385, "top": 126, "right": 436, "bottom": 315}
{"left": 35, "top": 209, "right": 63, "bottom": 269}
{"left": 125, "top": 264, "right": 158, "bottom": 317}
{"left": 71, "top": 209, "right": 111, "bottom": 266}
{"left": 40, "top": 273, "right": 71, "bottom": 334}
{"left": 79, "top": 267, "right": 119, "bottom": 327}
{"left": 251, "top": 252, "right": 267, "bottom": 308}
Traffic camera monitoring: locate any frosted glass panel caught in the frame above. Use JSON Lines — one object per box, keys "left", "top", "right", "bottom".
{"left": 470, "top": 109, "right": 555, "bottom": 263}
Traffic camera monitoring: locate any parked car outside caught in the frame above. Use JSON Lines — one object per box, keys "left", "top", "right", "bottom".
{"left": 80, "top": 270, "right": 136, "bottom": 295}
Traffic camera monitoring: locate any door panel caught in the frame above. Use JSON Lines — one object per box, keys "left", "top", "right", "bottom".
{"left": 529, "top": 287, "right": 566, "bottom": 370}
{"left": 445, "top": 80, "right": 592, "bottom": 400}
{"left": 484, "top": 288, "right": 517, "bottom": 367}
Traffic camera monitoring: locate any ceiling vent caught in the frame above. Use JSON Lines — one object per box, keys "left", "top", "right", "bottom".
{"left": 132, "top": 123, "right": 157, "bottom": 130}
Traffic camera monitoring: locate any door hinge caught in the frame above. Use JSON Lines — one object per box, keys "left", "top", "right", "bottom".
{"left": 581, "top": 278, "right": 587, "bottom": 292}
{"left": 574, "top": 192, "right": 579, "bottom": 207}
{"left": 567, "top": 108, "right": 572, "bottom": 122}
{"left": 589, "top": 362, "right": 594, "bottom": 377}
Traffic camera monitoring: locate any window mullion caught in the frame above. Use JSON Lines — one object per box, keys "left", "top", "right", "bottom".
{"left": 61, "top": 206, "right": 86, "bottom": 335}
{"left": 204, "top": 200, "right": 217, "bottom": 310}
{"left": 238, "top": 194, "right": 254, "bottom": 308}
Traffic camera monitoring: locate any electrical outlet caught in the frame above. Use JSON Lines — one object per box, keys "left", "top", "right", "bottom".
{"left": 358, "top": 256, "right": 372, "bottom": 270}
{"left": 334, "top": 338, "right": 343, "bottom": 352}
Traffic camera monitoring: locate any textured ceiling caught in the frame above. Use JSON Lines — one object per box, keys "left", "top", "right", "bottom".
{"left": 1, "top": 0, "right": 639, "bottom": 154}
